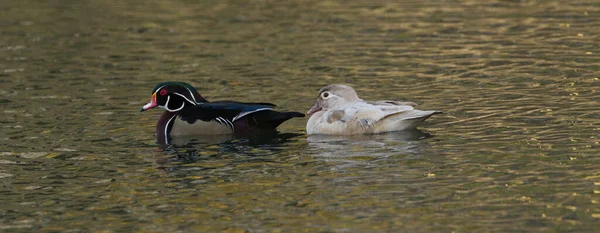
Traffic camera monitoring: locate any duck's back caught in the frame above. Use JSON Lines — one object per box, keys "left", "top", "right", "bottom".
{"left": 370, "top": 109, "right": 441, "bottom": 133}
{"left": 306, "top": 101, "right": 440, "bottom": 135}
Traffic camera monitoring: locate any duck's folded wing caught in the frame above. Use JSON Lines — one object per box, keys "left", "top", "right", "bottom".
{"left": 350, "top": 103, "right": 415, "bottom": 128}
{"left": 211, "top": 101, "right": 276, "bottom": 108}
{"left": 178, "top": 102, "right": 275, "bottom": 122}
{"left": 214, "top": 101, "right": 278, "bottom": 122}
{"left": 367, "top": 100, "right": 418, "bottom": 107}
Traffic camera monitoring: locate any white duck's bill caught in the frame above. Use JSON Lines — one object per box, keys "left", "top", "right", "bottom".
{"left": 306, "top": 102, "right": 322, "bottom": 116}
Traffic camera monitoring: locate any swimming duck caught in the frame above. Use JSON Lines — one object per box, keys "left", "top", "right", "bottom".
{"left": 141, "top": 81, "right": 304, "bottom": 144}
{"left": 306, "top": 84, "right": 441, "bottom": 135}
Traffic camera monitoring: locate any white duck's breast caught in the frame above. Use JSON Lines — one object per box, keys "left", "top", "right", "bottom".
{"left": 306, "top": 110, "right": 365, "bottom": 135}
{"left": 306, "top": 111, "right": 325, "bottom": 135}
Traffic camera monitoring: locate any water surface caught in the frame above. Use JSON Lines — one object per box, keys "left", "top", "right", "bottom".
{"left": 1, "top": 0, "right": 600, "bottom": 232}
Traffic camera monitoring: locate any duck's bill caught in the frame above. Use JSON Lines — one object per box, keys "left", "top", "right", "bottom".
{"left": 140, "top": 93, "right": 158, "bottom": 112}
{"left": 306, "top": 102, "right": 322, "bottom": 116}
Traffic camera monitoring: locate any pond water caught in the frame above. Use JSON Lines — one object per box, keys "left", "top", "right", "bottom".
{"left": 2, "top": 0, "right": 599, "bottom": 232}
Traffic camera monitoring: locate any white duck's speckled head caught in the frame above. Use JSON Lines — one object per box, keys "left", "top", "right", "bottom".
{"left": 307, "top": 84, "right": 361, "bottom": 116}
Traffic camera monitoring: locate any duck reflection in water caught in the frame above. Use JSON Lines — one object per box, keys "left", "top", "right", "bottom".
{"left": 306, "top": 129, "right": 434, "bottom": 162}
{"left": 153, "top": 132, "right": 304, "bottom": 173}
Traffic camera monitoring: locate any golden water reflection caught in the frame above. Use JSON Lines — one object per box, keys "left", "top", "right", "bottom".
{"left": 1, "top": 0, "right": 599, "bottom": 232}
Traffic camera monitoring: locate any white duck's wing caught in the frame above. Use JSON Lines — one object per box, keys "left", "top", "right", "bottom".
{"left": 366, "top": 100, "right": 418, "bottom": 107}
{"left": 342, "top": 101, "right": 440, "bottom": 132}
{"left": 353, "top": 102, "right": 414, "bottom": 127}
{"left": 313, "top": 101, "right": 439, "bottom": 135}
{"left": 314, "top": 102, "right": 380, "bottom": 124}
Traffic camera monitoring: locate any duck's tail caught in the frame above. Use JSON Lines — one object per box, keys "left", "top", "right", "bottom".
{"left": 379, "top": 110, "right": 441, "bottom": 131}
{"left": 246, "top": 110, "right": 305, "bottom": 130}
{"left": 404, "top": 110, "right": 443, "bottom": 120}
{"left": 401, "top": 110, "right": 442, "bottom": 130}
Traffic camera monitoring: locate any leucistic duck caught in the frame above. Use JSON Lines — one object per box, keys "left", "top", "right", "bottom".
{"left": 306, "top": 84, "right": 441, "bottom": 135}
{"left": 141, "top": 81, "right": 304, "bottom": 144}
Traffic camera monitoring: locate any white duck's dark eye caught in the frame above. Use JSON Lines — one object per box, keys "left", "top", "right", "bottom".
{"left": 322, "top": 92, "right": 329, "bottom": 98}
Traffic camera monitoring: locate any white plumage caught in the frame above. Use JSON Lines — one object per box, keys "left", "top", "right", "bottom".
{"left": 306, "top": 84, "right": 441, "bottom": 135}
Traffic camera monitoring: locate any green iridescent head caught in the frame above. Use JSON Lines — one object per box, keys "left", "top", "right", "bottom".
{"left": 151, "top": 81, "right": 198, "bottom": 94}
{"left": 141, "top": 81, "right": 205, "bottom": 112}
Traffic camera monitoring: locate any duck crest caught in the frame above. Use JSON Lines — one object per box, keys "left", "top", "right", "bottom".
{"left": 152, "top": 81, "right": 195, "bottom": 93}
{"left": 152, "top": 81, "right": 207, "bottom": 103}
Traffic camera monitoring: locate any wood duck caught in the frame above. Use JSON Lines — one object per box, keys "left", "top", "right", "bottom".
{"left": 141, "top": 81, "right": 304, "bottom": 144}
{"left": 306, "top": 84, "right": 441, "bottom": 135}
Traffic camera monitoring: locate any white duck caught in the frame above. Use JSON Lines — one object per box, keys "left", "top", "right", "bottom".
{"left": 306, "top": 84, "right": 441, "bottom": 135}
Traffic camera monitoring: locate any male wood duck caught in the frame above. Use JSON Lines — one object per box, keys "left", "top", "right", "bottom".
{"left": 141, "top": 81, "right": 304, "bottom": 144}
{"left": 306, "top": 84, "right": 441, "bottom": 135}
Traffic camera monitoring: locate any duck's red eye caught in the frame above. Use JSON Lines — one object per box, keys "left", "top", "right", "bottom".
{"left": 159, "top": 89, "right": 168, "bottom": 96}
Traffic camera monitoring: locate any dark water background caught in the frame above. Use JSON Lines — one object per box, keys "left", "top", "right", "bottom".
{"left": 1, "top": 0, "right": 599, "bottom": 232}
